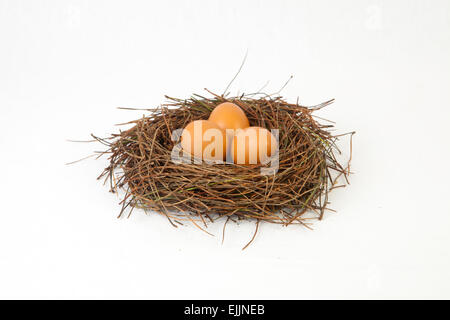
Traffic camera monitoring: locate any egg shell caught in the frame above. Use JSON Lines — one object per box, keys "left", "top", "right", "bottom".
{"left": 231, "top": 126, "right": 278, "bottom": 165}
{"left": 180, "top": 120, "right": 227, "bottom": 161}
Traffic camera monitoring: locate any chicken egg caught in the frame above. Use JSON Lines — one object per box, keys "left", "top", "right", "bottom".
{"left": 231, "top": 127, "right": 278, "bottom": 165}
{"left": 208, "top": 102, "right": 250, "bottom": 132}
{"left": 180, "top": 120, "right": 227, "bottom": 161}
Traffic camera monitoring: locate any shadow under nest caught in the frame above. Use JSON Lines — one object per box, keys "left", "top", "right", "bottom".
{"left": 96, "top": 91, "right": 353, "bottom": 237}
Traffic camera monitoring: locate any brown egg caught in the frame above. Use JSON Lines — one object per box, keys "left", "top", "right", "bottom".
{"left": 231, "top": 127, "right": 278, "bottom": 165}
{"left": 180, "top": 120, "right": 227, "bottom": 161}
{"left": 208, "top": 102, "right": 250, "bottom": 132}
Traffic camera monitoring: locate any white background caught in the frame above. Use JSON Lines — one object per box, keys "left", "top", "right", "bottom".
{"left": 1, "top": 0, "right": 449, "bottom": 299}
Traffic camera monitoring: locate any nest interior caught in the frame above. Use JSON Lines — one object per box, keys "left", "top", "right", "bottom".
{"left": 97, "top": 92, "right": 351, "bottom": 231}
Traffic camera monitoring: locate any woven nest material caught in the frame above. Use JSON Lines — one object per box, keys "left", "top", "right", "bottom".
{"left": 96, "top": 91, "right": 353, "bottom": 235}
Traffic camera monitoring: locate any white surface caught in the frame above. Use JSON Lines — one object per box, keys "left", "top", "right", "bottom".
{"left": 1, "top": 0, "right": 450, "bottom": 299}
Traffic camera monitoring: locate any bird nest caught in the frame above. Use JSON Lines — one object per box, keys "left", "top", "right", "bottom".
{"left": 95, "top": 91, "right": 353, "bottom": 243}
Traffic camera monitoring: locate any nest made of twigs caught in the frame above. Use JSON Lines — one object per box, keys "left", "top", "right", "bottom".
{"left": 96, "top": 91, "right": 353, "bottom": 237}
